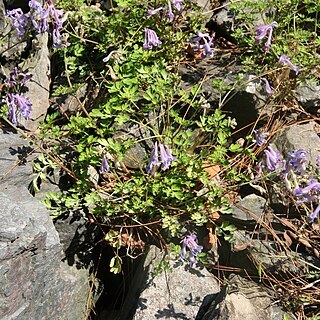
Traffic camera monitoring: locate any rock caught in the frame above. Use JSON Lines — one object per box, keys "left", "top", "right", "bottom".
{"left": 114, "top": 123, "right": 152, "bottom": 169}
{"left": 20, "top": 33, "right": 51, "bottom": 131}
{"left": 274, "top": 122, "right": 320, "bottom": 166}
{"left": 295, "top": 83, "right": 320, "bottom": 112}
{"left": 208, "top": 0, "right": 273, "bottom": 40}
{"left": 55, "top": 83, "right": 88, "bottom": 114}
{"left": 0, "top": 131, "right": 91, "bottom": 320}
{"left": 209, "top": 1, "right": 235, "bottom": 39}
{"left": 230, "top": 194, "right": 267, "bottom": 224}
{"left": 220, "top": 230, "right": 309, "bottom": 278}
{"left": 120, "top": 245, "right": 220, "bottom": 320}
{"left": 201, "top": 275, "right": 285, "bottom": 320}
{"left": 179, "top": 62, "right": 270, "bottom": 134}
{"left": 195, "top": 0, "right": 213, "bottom": 21}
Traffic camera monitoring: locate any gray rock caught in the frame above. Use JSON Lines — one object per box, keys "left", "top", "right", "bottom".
{"left": 56, "top": 83, "right": 88, "bottom": 114}
{"left": 209, "top": 0, "right": 273, "bottom": 39}
{"left": 121, "top": 245, "right": 220, "bottom": 320}
{"left": 20, "top": 33, "right": 51, "bottom": 131}
{"left": 114, "top": 123, "right": 152, "bottom": 169}
{"left": 274, "top": 122, "right": 320, "bottom": 166}
{"left": 295, "top": 83, "right": 320, "bottom": 110}
{"left": 230, "top": 194, "right": 267, "bottom": 224}
{"left": 179, "top": 63, "right": 270, "bottom": 133}
{"left": 201, "top": 275, "right": 285, "bottom": 320}
{"left": 226, "top": 230, "right": 309, "bottom": 277}
{"left": 0, "top": 132, "right": 91, "bottom": 320}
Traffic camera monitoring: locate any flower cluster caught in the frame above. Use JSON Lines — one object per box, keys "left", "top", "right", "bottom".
{"left": 143, "top": 28, "right": 162, "bottom": 50}
{"left": 189, "top": 30, "right": 214, "bottom": 58}
{"left": 181, "top": 234, "right": 203, "bottom": 267}
{"left": 2, "top": 67, "right": 33, "bottom": 126}
{"left": 3, "top": 93, "right": 32, "bottom": 126}
{"left": 4, "top": 67, "right": 32, "bottom": 88}
{"left": 255, "top": 21, "right": 277, "bottom": 51}
{"left": 146, "top": 141, "right": 177, "bottom": 174}
{"left": 258, "top": 143, "right": 319, "bottom": 222}
{"left": 5, "top": 0, "right": 67, "bottom": 48}
{"left": 5, "top": 8, "right": 28, "bottom": 37}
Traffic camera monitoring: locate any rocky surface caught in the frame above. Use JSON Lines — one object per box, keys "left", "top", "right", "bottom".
{"left": 120, "top": 245, "right": 220, "bottom": 320}
{"left": 295, "top": 83, "right": 320, "bottom": 112}
{"left": 230, "top": 194, "right": 268, "bottom": 224}
{"left": 0, "top": 131, "right": 90, "bottom": 320}
{"left": 201, "top": 275, "right": 285, "bottom": 320}
{"left": 20, "top": 33, "right": 51, "bottom": 131}
{"left": 120, "top": 246, "right": 286, "bottom": 320}
{"left": 274, "top": 122, "right": 320, "bottom": 166}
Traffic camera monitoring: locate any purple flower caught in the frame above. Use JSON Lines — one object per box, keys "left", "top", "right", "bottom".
{"left": 99, "top": 157, "right": 110, "bottom": 173}
{"left": 253, "top": 129, "right": 268, "bottom": 146}
{"left": 181, "top": 234, "right": 203, "bottom": 267}
{"left": 293, "top": 180, "right": 320, "bottom": 222}
{"left": 309, "top": 204, "right": 320, "bottom": 223}
{"left": 146, "top": 141, "right": 160, "bottom": 174}
{"left": 29, "top": 0, "right": 49, "bottom": 33}
{"left": 202, "top": 38, "right": 214, "bottom": 58}
{"left": 5, "top": 67, "right": 32, "bottom": 88}
{"left": 261, "top": 78, "right": 274, "bottom": 95}
{"left": 146, "top": 141, "right": 177, "bottom": 174}
{"left": 5, "top": 8, "right": 28, "bottom": 37}
{"left": 167, "top": 0, "right": 174, "bottom": 21}
{"left": 159, "top": 143, "right": 169, "bottom": 170}
{"left": 189, "top": 30, "right": 214, "bottom": 58}
{"left": 279, "top": 55, "right": 300, "bottom": 75}
{"left": 173, "top": 0, "right": 183, "bottom": 11}
{"left": 4, "top": 95, "right": 18, "bottom": 126}
{"left": 47, "top": 4, "right": 67, "bottom": 48}
{"left": 48, "top": 5, "right": 65, "bottom": 30}
{"left": 159, "top": 143, "right": 176, "bottom": 170}
{"left": 3, "top": 93, "right": 32, "bottom": 125}
{"left": 293, "top": 180, "right": 320, "bottom": 200}
{"left": 264, "top": 146, "right": 282, "bottom": 171}
{"left": 143, "top": 28, "right": 162, "bottom": 50}
{"left": 13, "top": 94, "right": 32, "bottom": 120}
{"left": 288, "top": 149, "right": 307, "bottom": 174}
{"left": 147, "top": 7, "right": 163, "bottom": 18}
{"left": 255, "top": 21, "right": 277, "bottom": 51}
{"left": 52, "top": 28, "right": 64, "bottom": 48}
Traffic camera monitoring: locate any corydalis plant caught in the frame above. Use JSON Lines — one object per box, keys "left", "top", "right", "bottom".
{"left": 255, "top": 21, "right": 277, "bottom": 51}
{"left": 259, "top": 145, "right": 319, "bottom": 222}
{"left": 5, "top": 0, "right": 67, "bottom": 48}
{"left": 143, "top": 28, "right": 162, "bottom": 50}
{"left": 3, "top": 93, "right": 32, "bottom": 126}
{"left": 146, "top": 141, "right": 177, "bottom": 174}
{"left": 181, "top": 234, "right": 203, "bottom": 267}
{"left": 189, "top": 30, "right": 214, "bottom": 58}
{"left": 2, "top": 67, "right": 33, "bottom": 126}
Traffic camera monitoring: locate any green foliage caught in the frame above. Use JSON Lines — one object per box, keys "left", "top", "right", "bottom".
{"left": 35, "top": 0, "right": 254, "bottom": 274}
{"left": 231, "top": 0, "right": 320, "bottom": 82}
{"left": 216, "top": 221, "right": 237, "bottom": 243}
